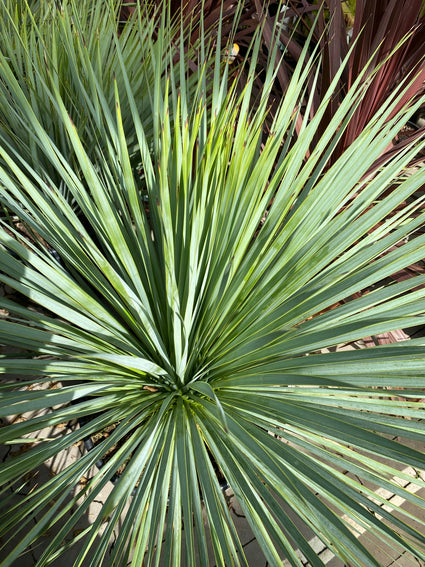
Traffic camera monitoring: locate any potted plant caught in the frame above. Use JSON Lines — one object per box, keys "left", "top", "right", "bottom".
{"left": 1, "top": 1, "right": 425, "bottom": 566}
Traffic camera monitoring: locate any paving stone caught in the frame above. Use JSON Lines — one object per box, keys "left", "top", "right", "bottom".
{"left": 387, "top": 552, "right": 425, "bottom": 566}
{"left": 229, "top": 498, "right": 257, "bottom": 547}
{"left": 325, "top": 556, "right": 346, "bottom": 567}
{"left": 389, "top": 489, "right": 425, "bottom": 540}
{"left": 239, "top": 537, "right": 268, "bottom": 566}
{"left": 356, "top": 533, "right": 405, "bottom": 566}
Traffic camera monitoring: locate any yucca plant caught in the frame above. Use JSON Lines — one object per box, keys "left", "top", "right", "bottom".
{"left": 0, "top": 0, "right": 183, "bottom": 203}
{"left": 1, "top": 2, "right": 425, "bottom": 566}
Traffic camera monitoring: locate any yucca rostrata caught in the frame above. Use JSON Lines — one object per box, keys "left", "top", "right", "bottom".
{"left": 1, "top": 2, "right": 425, "bottom": 566}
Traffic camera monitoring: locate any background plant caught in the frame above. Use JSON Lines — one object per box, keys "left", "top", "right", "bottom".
{"left": 1, "top": 2, "right": 425, "bottom": 566}
{"left": 284, "top": 0, "right": 425, "bottom": 153}
{"left": 163, "top": 1, "right": 425, "bottom": 150}
{"left": 0, "top": 0, "right": 187, "bottom": 209}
